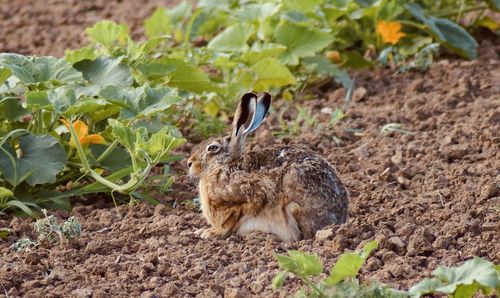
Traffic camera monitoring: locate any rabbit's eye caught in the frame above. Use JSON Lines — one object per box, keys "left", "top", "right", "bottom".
{"left": 207, "top": 144, "right": 219, "bottom": 152}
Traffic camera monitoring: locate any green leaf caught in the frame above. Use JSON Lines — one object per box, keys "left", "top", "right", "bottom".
{"left": 0, "top": 67, "right": 11, "bottom": 85}
{"left": 0, "top": 54, "right": 84, "bottom": 84}
{"left": 0, "top": 97, "right": 27, "bottom": 121}
{"left": 272, "top": 272, "right": 287, "bottom": 289}
{"left": 74, "top": 56, "right": 133, "bottom": 88}
{"left": 251, "top": 58, "right": 296, "bottom": 91}
{"left": 63, "top": 97, "right": 120, "bottom": 122}
{"left": 0, "top": 134, "right": 67, "bottom": 186}
{"left": 90, "top": 144, "right": 131, "bottom": 172}
{"left": 5, "top": 200, "right": 35, "bottom": 216}
{"left": 324, "top": 252, "right": 364, "bottom": 285}
{"left": 240, "top": 44, "right": 287, "bottom": 66}
{"left": 282, "top": 0, "right": 322, "bottom": 13}
{"left": 0, "top": 187, "right": 13, "bottom": 200}
{"left": 324, "top": 240, "right": 378, "bottom": 285}
{"left": 99, "top": 84, "right": 180, "bottom": 119}
{"left": 86, "top": 20, "right": 129, "bottom": 48}
{"left": 0, "top": 228, "right": 9, "bottom": 239}
{"left": 169, "top": 1, "right": 192, "bottom": 22}
{"left": 409, "top": 257, "right": 500, "bottom": 297}
{"left": 276, "top": 253, "right": 300, "bottom": 273}
{"left": 25, "top": 91, "right": 51, "bottom": 109}
{"left": 303, "top": 56, "right": 351, "bottom": 88}
{"left": 207, "top": 24, "right": 253, "bottom": 53}
{"left": 235, "top": 3, "right": 280, "bottom": 21}
{"left": 163, "top": 58, "right": 220, "bottom": 93}
{"left": 144, "top": 7, "right": 173, "bottom": 38}
{"left": 64, "top": 47, "right": 97, "bottom": 64}
{"left": 275, "top": 21, "right": 335, "bottom": 65}
{"left": 405, "top": 3, "right": 478, "bottom": 59}
{"left": 137, "top": 127, "right": 186, "bottom": 162}
{"left": 287, "top": 250, "right": 324, "bottom": 276}
{"left": 136, "top": 62, "right": 176, "bottom": 81}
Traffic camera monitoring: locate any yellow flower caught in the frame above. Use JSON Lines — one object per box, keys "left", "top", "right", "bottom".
{"left": 376, "top": 21, "right": 406, "bottom": 45}
{"left": 60, "top": 119, "right": 105, "bottom": 147}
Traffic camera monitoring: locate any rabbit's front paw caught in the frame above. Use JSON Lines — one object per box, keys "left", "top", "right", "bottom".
{"left": 195, "top": 227, "right": 229, "bottom": 239}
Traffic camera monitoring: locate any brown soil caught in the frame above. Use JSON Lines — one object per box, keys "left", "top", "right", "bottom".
{"left": 1, "top": 1, "right": 499, "bottom": 297}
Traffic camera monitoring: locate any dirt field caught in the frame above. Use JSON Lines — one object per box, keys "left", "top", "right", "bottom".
{"left": 1, "top": 0, "right": 499, "bottom": 297}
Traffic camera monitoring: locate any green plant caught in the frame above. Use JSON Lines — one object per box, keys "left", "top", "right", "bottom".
{"left": 0, "top": 53, "right": 185, "bottom": 216}
{"left": 10, "top": 209, "right": 82, "bottom": 251}
{"left": 409, "top": 257, "right": 500, "bottom": 298}
{"left": 273, "top": 240, "right": 500, "bottom": 298}
{"left": 272, "top": 240, "right": 404, "bottom": 297}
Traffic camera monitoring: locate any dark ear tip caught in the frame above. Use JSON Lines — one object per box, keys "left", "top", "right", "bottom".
{"left": 259, "top": 92, "right": 272, "bottom": 104}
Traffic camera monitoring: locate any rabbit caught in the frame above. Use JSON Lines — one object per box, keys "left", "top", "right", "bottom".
{"left": 187, "top": 92, "right": 348, "bottom": 241}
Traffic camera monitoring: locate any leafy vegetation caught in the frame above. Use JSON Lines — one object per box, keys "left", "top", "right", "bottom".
{"left": 273, "top": 241, "right": 500, "bottom": 298}
{"left": 10, "top": 209, "right": 82, "bottom": 251}
{"left": 1, "top": 0, "right": 498, "bottom": 215}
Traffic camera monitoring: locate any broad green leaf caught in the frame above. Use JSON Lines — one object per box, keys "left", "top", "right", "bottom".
{"left": 282, "top": 0, "right": 323, "bottom": 13}
{"left": 408, "top": 277, "right": 443, "bottom": 297}
{"left": 90, "top": 144, "right": 132, "bottom": 172}
{"left": 0, "top": 54, "right": 84, "bottom": 84}
{"left": 86, "top": 20, "right": 129, "bottom": 48}
{"left": 109, "top": 119, "right": 139, "bottom": 151}
{"left": 136, "top": 62, "right": 176, "bottom": 81}
{"left": 0, "top": 97, "right": 27, "bottom": 121}
{"left": 405, "top": 3, "right": 477, "bottom": 59}
{"left": 251, "top": 58, "right": 296, "bottom": 91}
{"left": 74, "top": 56, "right": 133, "bottom": 88}
{"left": 46, "top": 86, "right": 77, "bottom": 113}
{"left": 275, "top": 21, "right": 334, "bottom": 65}
{"left": 63, "top": 97, "right": 120, "bottom": 122}
{"left": 163, "top": 58, "right": 220, "bottom": 93}
{"left": 409, "top": 257, "right": 500, "bottom": 297}
{"left": 0, "top": 67, "right": 11, "bottom": 85}
{"left": 144, "top": 8, "right": 173, "bottom": 38}
{"left": 99, "top": 84, "right": 180, "bottom": 118}
{"left": 240, "top": 44, "right": 287, "bottom": 66}
{"left": 287, "top": 250, "right": 324, "bottom": 276}
{"left": 25, "top": 91, "right": 51, "bottom": 109}
{"left": 64, "top": 47, "right": 97, "bottom": 64}
{"left": 0, "top": 134, "right": 67, "bottom": 186}
{"left": 303, "top": 56, "right": 351, "bottom": 88}
{"left": 137, "top": 127, "right": 186, "bottom": 162}
{"left": 325, "top": 240, "right": 378, "bottom": 285}
{"left": 275, "top": 253, "right": 300, "bottom": 273}
{"left": 235, "top": 3, "right": 280, "bottom": 21}
{"left": 433, "top": 257, "right": 499, "bottom": 293}
{"left": 207, "top": 24, "right": 253, "bottom": 53}
{"left": 324, "top": 252, "right": 364, "bottom": 285}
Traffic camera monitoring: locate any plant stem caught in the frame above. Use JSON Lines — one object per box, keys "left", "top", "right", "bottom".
{"left": 96, "top": 140, "right": 118, "bottom": 163}
{"left": 300, "top": 275, "right": 326, "bottom": 298}
{"left": 398, "top": 20, "right": 426, "bottom": 31}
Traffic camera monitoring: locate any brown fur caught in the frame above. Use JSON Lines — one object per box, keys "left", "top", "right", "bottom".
{"left": 187, "top": 94, "right": 348, "bottom": 241}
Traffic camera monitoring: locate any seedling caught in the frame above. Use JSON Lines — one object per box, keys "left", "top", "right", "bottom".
{"left": 10, "top": 210, "right": 82, "bottom": 251}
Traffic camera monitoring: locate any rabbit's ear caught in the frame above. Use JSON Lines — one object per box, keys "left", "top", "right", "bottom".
{"left": 230, "top": 92, "right": 256, "bottom": 153}
{"left": 243, "top": 92, "right": 271, "bottom": 134}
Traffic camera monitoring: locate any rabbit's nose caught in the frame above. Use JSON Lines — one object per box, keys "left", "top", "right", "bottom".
{"left": 187, "top": 162, "right": 193, "bottom": 168}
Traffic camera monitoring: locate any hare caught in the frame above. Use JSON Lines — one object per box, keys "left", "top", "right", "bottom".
{"left": 187, "top": 92, "right": 348, "bottom": 241}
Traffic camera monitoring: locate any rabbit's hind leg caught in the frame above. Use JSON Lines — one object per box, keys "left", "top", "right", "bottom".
{"left": 196, "top": 207, "right": 242, "bottom": 239}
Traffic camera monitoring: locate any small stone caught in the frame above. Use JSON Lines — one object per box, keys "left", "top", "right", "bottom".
{"left": 249, "top": 281, "right": 264, "bottom": 294}
{"left": 315, "top": 228, "right": 333, "bottom": 240}
{"left": 72, "top": 288, "right": 92, "bottom": 298}
{"left": 224, "top": 288, "right": 245, "bottom": 298}
{"left": 391, "top": 149, "right": 404, "bottom": 167}
{"left": 353, "top": 87, "right": 367, "bottom": 101}
{"left": 387, "top": 236, "right": 407, "bottom": 255}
